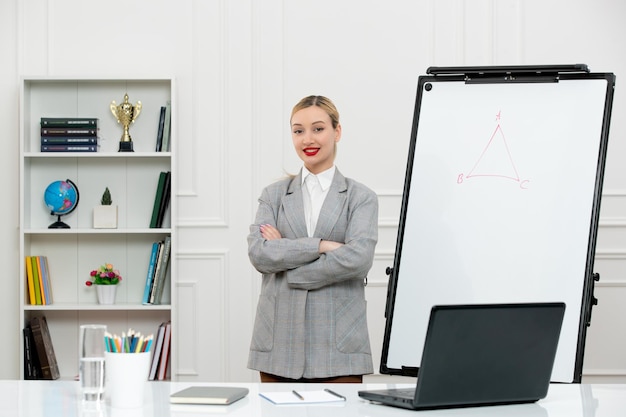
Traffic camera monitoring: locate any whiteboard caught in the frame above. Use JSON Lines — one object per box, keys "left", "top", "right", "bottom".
{"left": 381, "top": 69, "right": 615, "bottom": 383}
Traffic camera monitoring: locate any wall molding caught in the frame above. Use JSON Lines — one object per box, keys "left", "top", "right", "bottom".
{"left": 175, "top": 250, "right": 227, "bottom": 379}
{"left": 583, "top": 369, "right": 626, "bottom": 377}
{"left": 599, "top": 218, "right": 626, "bottom": 227}
{"left": 174, "top": 280, "right": 200, "bottom": 377}
{"left": 177, "top": 218, "right": 228, "bottom": 228}
{"left": 595, "top": 250, "right": 626, "bottom": 259}
{"left": 600, "top": 190, "right": 626, "bottom": 197}
{"left": 368, "top": 252, "right": 395, "bottom": 287}
{"left": 594, "top": 281, "right": 626, "bottom": 288}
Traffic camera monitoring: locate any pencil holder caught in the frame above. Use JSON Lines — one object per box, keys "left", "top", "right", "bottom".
{"left": 105, "top": 351, "right": 151, "bottom": 408}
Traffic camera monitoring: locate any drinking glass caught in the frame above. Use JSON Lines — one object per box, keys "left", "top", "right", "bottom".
{"left": 79, "top": 324, "right": 107, "bottom": 401}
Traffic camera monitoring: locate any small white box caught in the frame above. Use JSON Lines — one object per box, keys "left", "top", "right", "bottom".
{"left": 93, "top": 205, "right": 118, "bottom": 229}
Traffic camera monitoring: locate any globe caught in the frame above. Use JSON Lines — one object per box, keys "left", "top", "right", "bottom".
{"left": 44, "top": 179, "right": 80, "bottom": 228}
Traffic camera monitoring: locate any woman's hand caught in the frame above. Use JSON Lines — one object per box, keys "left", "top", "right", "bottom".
{"left": 319, "top": 239, "right": 344, "bottom": 253}
{"left": 260, "top": 224, "right": 282, "bottom": 240}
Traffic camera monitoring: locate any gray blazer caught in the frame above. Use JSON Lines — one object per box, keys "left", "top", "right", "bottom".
{"left": 247, "top": 168, "right": 378, "bottom": 379}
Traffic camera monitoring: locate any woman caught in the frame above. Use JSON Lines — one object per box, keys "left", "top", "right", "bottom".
{"left": 247, "top": 95, "right": 378, "bottom": 383}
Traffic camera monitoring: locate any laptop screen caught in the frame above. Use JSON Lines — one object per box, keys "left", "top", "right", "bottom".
{"left": 414, "top": 302, "right": 566, "bottom": 408}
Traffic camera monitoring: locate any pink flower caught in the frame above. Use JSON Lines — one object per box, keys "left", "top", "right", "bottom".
{"left": 85, "top": 263, "right": 122, "bottom": 286}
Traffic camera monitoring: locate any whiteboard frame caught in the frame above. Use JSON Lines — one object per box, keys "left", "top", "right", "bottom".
{"left": 380, "top": 65, "right": 616, "bottom": 383}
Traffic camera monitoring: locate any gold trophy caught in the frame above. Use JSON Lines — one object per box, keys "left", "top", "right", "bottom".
{"left": 110, "top": 93, "right": 142, "bottom": 152}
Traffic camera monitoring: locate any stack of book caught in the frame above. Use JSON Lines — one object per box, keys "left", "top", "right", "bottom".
{"left": 148, "top": 321, "right": 172, "bottom": 380}
{"left": 25, "top": 255, "right": 53, "bottom": 305}
{"left": 23, "top": 315, "right": 60, "bottom": 380}
{"left": 142, "top": 236, "right": 172, "bottom": 305}
{"left": 40, "top": 117, "right": 99, "bottom": 152}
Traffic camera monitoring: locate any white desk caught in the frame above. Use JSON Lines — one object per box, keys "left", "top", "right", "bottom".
{"left": 0, "top": 381, "right": 624, "bottom": 416}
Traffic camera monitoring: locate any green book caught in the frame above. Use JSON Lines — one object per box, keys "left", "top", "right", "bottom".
{"left": 156, "top": 171, "right": 171, "bottom": 228}
{"left": 150, "top": 172, "right": 167, "bottom": 228}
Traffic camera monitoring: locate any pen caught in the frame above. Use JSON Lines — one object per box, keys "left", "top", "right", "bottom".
{"left": 324, "top": 388, "right": 346, "bottom": 401}
{"left": 292, "top": 390, "right": 304, "bottom": 400}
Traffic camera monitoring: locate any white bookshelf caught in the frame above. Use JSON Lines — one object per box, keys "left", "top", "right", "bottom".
{"left": 19, "top": 78, "right": 176, "bottom": 380}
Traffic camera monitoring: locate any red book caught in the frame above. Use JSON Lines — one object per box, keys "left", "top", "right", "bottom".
{"left": 157, "top": 321, "right": 171, "bottom": 380}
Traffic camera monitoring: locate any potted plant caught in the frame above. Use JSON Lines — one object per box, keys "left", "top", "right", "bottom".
{"left": 93, "top": 186, "right": 118, "bottom": 228}
{"left": 86, "top": 263, "right": 122, "bottom": 304}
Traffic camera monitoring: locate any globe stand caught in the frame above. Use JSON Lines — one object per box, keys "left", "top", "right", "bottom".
{"left": 49, "top": 214, "right": 71, "bottom": 229}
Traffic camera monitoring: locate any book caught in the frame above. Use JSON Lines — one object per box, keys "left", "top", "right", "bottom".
{"left": 40, "top": 117, "right": 98, "bottom": 128}
{"left": 29, "top": 316, "right": 60, "bottom": 380}
{"left": 35, "top": 256, "right": 50, "bottom": 305}
{"left": 23, "top": 326, "right": 35, "bottom": 379}
{"left": 161, "top": 100, "right": 172, "bottom": 152}
{"left": 41, "top": 136, "right": 98, "bottom": 145}
{"left": 149, "top": 322, "right": 166, "bottom": 380}
{"left": 147, "top": 242, "right": 163, "bottom": 302}
{"left": 30, "top": 256, "right": 42, "bottom": 305}
{"left": 41, "top": 127, "right": 98, "bottom": 137}
{"left": 155, "top": 106, "right": 166, "bottom": 151}
{"left": 156, "top": 171, "right": 171, "bottom": 228}
{"left": 150, "top": 172, "right": 167, "bottom": 228}
{"left": 41, "top": 144, "right": 97, "bottom": 152}
{"left": 157, "top": 321, "right": 172, "bottom": 380}
{"left": 151, "top": 236, "right": 171, "bottom": 305}
{"left": 170, "top": 386, "right": 249, "bottom": 405}
{"left": 148, "top": 241, "right": 165, "bottom": 303}
{"left": 25, "top": 256, "right": 36, "bottom": 304}
{"left": 23, "top": 325, "right": 41, "bottom": 380}
{"left": 142, "top": 242, "right": 161, "bottom": 305}
{"left": 39, "top": 256, "right": 53, "bottom": 305}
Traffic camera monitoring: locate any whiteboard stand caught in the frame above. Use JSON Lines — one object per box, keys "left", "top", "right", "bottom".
{"left": 380, "top": 64, "right": 615, "bottom": 383}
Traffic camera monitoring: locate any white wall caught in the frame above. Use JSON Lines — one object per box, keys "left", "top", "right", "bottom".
{"left": 2, "top": 0, "right": 625, "bottom": 382}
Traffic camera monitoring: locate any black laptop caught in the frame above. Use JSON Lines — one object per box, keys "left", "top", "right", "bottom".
{"left": 359, "top": 302, "right": 566, "bottom": 410}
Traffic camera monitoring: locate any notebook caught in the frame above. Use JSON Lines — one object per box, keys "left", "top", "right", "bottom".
{"left": 359, "top": 302, "right": 566, "bottom": 410}
{"left": 170, "top": 386, "right": 249, "bottom": 405}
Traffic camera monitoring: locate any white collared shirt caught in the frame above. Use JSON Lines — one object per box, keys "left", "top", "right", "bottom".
{"left": 302, "top": 166, "right": 335, "bottom": 236}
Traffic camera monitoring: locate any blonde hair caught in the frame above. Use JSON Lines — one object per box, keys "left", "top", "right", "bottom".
{"left": 290, "top": 95, "right": 340, "bottom": 129}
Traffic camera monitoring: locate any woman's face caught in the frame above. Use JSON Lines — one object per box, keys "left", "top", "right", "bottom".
{"left": 291, "top": 105, "right": 341, "bottom": 174}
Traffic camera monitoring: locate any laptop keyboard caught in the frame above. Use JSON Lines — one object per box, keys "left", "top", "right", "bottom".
{"left": 393, "top": 388, "right": 416, "bottom": 399}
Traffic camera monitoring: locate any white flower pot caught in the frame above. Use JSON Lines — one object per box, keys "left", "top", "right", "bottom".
{"left": 96, "top": 285, "right": 118, "bottom": 304}
{"left": 93, "top": 205, "right": 118, "bottom": 229}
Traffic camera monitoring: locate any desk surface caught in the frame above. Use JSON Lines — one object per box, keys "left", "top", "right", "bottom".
{"left": 0, "top": 380, "right": 624, "bottom": 416}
